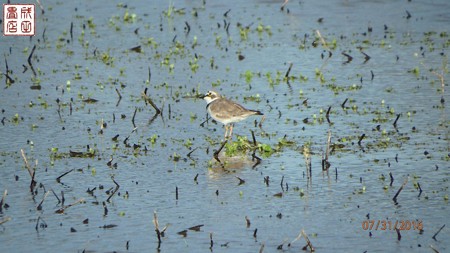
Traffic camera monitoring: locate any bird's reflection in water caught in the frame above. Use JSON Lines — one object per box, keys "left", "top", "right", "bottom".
{"left": 207, "top": 150, "right": 261, "bottom": 180}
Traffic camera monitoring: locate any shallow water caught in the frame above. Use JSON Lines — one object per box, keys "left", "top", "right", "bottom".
{"left": 1, "top": 0, "right": 449, "bottom": 252}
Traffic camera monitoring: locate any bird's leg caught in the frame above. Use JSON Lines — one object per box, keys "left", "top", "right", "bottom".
{"left": 224, "top": 124, "right": 229, "bottom": 139}
{"left": 229, "top": 123, "right": 234, "bottom": 139}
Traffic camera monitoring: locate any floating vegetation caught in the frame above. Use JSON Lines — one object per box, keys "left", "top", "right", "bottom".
{"left": 49, "top": 146, "right": 97, "bottom": 160}
{"left": 123, "top": 11, "right": 137, "bottom": 23}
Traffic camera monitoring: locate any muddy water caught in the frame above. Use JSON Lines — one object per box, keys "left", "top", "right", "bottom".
{"left": 1, "top": 0, "right": 449, "bottom": 252}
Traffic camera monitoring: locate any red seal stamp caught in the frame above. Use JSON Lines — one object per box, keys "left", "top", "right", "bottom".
{"left": 3, "top": 4, "right": 35, "bottom": 36}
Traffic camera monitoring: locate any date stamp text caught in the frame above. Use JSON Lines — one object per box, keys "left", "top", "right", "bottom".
{"left": 362, "top": 220, "right": 423, "bottom": 231}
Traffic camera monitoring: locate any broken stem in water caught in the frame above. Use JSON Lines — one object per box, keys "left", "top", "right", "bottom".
{"left": 301, "top": 229, "right": 315, "bottom": 252}
{"left": 20, "top": 149, "right": 37, "bottom": 193}
{"left": 106, "top": 177, "right": 120, "bottom": 203}
{"left": 432, "top": 224, "right": 445, "bottom": 241}
{"left": 392, "top": 177, "right": 409, "bottom": 203}
{"left": 55, "top": 198, "right": 84, "bottom": 214}
{"left": 213, "top": 140, "right": 227, "bottom": 163}
{"left": 285, "top": 62, "right": 293, "bottom": 79}
{"left": 0, "top": 216, "right": 11, "bottom": 225}
{"left": 56, "top": 169, "right": 74, "bottom": 183}
{"left": 37, "top": 191, "right": 50, "bottom": 210}
{"left": 142, "top": 88, "right": 161, "bottom": 114}
{"left": 153, "top": 211, "right": 162, "bottom": 248}
{"left": 322, "top": 130, "right": 331, "bottom": 171}
{"left": 0, "top": 189, "right": 6, "bottom": 212}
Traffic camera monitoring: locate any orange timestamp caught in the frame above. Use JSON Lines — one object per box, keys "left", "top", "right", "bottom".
{"left": 362, "top": 220, "right": 423, "bottom": 231}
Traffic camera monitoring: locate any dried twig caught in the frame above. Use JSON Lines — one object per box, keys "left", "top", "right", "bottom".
{"left": 360, "top": 50, "right": 371, "bottom": 63}
{"left": 393, "top": 114, "right": 401, "bottom": 128}
{"left": 417, "top": 182, "right": 423, "bottom": 197}
{"left": 27, "top": 45, "right": 37, "bottom": 76}
{"left": 429, "top": 244, "right": 440, "bottom": 253}
{"left": 281, "top": 0, "right": 289, "bottom": 10}
{"left": 115, "top": 88, "right": 122, "bottom": 106}
{"left": 325, "top": 106, "right": 331, "bottom": 124}
{"left": 288, "top": 230, "right": 303, "bottom": 247}
{"left": 396, "top": 228, "right": 402, "bottom": 240}
{"left": 142, "top": 88, "right": 161, "bottom": 114}
{"left": 106, "top": 177, "right": 120, "bottom": 202}
{"left": 188, "top": 224, "right": 204, "bottom": 231}
{"left": 245, "top": 216, "right": 251, "bottom": 228}
{"left": 392, "top": 177, "right": 409, "bottom": 203}
{"left": 69, "top": 22, "right": 73, "bottom": 42}
{"left": 0, "top": 216, "right": 11, "bottom": 225}
{"left": 160, "top": 223, "right": 170, "bottom": 237}
{"left": 303, "top": 145, "right": 312, "bottom": 180}
{"left": 341, "top": 98, "right": 348, "bottom": 109}
{"left": 132, "top": 107, "right": 137, "bottom": 128}
{"left": 285, "top": 62, "right": 293, "bottom": 79}
{"left": 35, "top": 216, "right": 47, "bottom": 231}
{"left": 4, "top": 55, "right": 15, "bottom": 85}
{"left": 432, "top": 224, "right": 445, "bottom": 241}
{"left": 55, "top": 198, "right": 84, "bottom": 214}
{"left": 258, "top": 115, "right": 266, "bottom": 129}
{"left": 389, "top": 172, "right": 394, "bottom": 186}
{"left": 187, "top": 147, "right": 198, "bottom": 159}
{"left": 153, "top": 211, "right": 162, "bottom": 248}
{"left": 259, "top": 242, "right": 265, "bottom": 253}
{"left": 36, "top": 0, "right": 45, "bottom": 14}
{"left": 301, "top": 229, "right": 315, "bottom": 251}
{"left": 358, "top": 134, "right": 365, "bottom": 146}
{"left": 214, "top": 140, "right": 227, "bottom": 164}
{"left": 37, "top": 191, "right": 50, "bottom": 210}
{"left": 322, "top": 130, "right": 331, "bottom": 171}
{"left": 236, "top": 176, "right": 246, "bottom": 185}
{"left": 209, "top": 232, "right": 214, "bottom": 249}
{"left": 0, "top": 189, "right": 7, "bottom": 212}
{"left": 252, "top": 152, "right": 262, "bottom": 169}
{"left": 56, "top": 169, "right": 74, "bottom": 183}
{"left": 341, "top": 51, "right": 353, "bottom": 64}
{"left": 325, "top": 130, "right": 331, "bottom": 161}
{"left": 20, "top": 149, "right": 37, "bottom": 193}
{"left": 315, "top": 30, "right": 328, "bottom": 50}
{"left": 50, "top": 189, "right": 61, "bottom": 204}
{"left": 20, "top": 149, "right": 34, "bottom": 178}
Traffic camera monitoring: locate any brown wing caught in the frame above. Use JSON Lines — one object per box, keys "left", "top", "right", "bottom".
{"left": 209, "top": 98, "right": 262, "bottom": 121}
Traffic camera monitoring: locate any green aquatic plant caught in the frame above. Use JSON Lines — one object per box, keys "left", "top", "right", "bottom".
{"left": 244, "top": 70, "right": 253, "bottom": 83}
{"left": 243, "top": 93, "right": 261, "bottom": 103}
{"left": 192, "top": 36, "right": 198, "bottom": 48}
{"left": 12, "top": 113, "right": 20, "bottom": 124}
{"left": 238, "top": 24, "right": 250, "bottom": 41}
{"left": 222, "top": 135, "right": 278, "bottom": 158}
{"left": 211, "top": 79, "right": 222, "bottom": 87}
{"left": 224, "top": 136, "right": 252, "bottom": 156}
{"left": 184, "top": 139, "right": 193, "bottom": 148}
{"left": 123, "top": 11, "right": 137, "bottom": 23}
{"left": 409, "top": 66, "right": 420, "bottom": 77}
{"left": 100, "top": 51, "right": 115, "bottom": 66}
{"left": 171, "top": 152, "right": 181, "bottom": 162}
{"left": 189, "top": 56, "right": 199, "bottom": 73}
{"left": 164, "top": 2, "right": 185, "bottom": 18}
{"left": 190, "top": 113, "right": 198, "bottom": 122}
{"left": 143, "top": 37, "right": 159, "bottom": 48}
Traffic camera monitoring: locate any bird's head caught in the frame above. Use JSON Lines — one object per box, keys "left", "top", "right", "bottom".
{"left": 201, "top": 91, "right": 220, "bottom": 104}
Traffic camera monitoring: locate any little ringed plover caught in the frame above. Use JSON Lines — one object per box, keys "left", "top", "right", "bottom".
{"left": 201, "top": 91, "right": 263, "bottom": 139}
